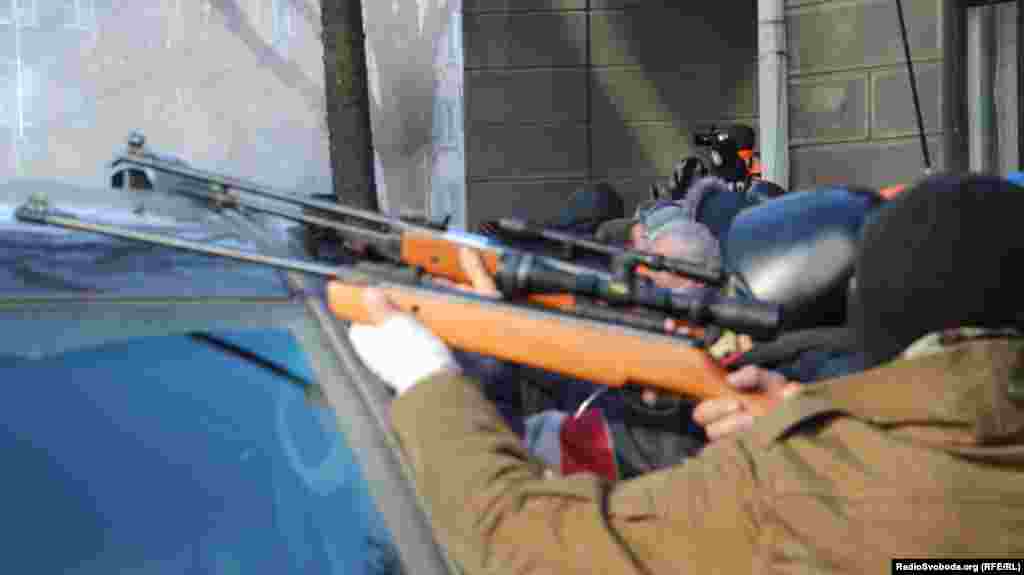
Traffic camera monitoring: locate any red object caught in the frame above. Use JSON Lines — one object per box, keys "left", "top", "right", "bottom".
{"left": 739, "top": 149, "right": 762, "bottom": 179}
{"left": 559, "top": 408, "right": 618, "bottom": 481}
{"left": 720, "top": 351, "right": 746, "bottom": 368}
{"left": 880, "top": 184, "right": 907, "bottom": 199}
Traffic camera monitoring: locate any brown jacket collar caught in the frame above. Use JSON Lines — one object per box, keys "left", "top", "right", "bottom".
{"left": 752, "top": 337, "right": 1024, "bottom": 460}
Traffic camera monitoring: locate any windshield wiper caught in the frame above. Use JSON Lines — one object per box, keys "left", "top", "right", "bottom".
{"left": 186, "top": 332, "right": 326, "bottom": 406}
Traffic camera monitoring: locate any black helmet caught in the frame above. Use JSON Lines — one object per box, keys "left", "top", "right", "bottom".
{"left": 724, "top": 186, "right": 883, "bottom": 333}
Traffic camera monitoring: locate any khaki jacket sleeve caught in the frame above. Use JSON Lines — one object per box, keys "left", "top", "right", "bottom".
{"left": 390, "top": 373, "right": 761, "bottom": 575}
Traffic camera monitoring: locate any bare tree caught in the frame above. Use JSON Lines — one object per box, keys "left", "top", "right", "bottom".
{"left": 320, "top": 0, "right": 378, "bottom": 211}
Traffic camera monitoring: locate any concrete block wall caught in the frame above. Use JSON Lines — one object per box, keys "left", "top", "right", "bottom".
{"left": 462, "top": 1, "right": 759, "bottom": 229}
{"left": 786, "top": 0, "right": 944, "bottom": 190}
{"left": 0, "top": 0, "right": 331, "bottom": 192}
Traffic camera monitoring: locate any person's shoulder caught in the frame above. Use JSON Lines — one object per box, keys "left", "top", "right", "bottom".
{"left": 736, "top": 391, "right": 845, "bottom": 452}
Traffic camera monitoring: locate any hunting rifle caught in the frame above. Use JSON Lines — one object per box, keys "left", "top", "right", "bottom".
{"left": 113, "top": 134, "right": 723, "bottom": 284}
{"left": 15, "top": 194, "right": 773, "bottom": 411}
{"left": 110, "top": 134, "right": 778, "bottom": 340}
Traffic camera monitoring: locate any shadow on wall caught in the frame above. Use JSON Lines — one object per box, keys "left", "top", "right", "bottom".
{"left": 211, "top": 0, "right": 325, "bottom": 118}
{"left": 585, "top": 4, "right": 758, "bottom": 201}
{"left": 362, "top": 0, "right": 465, "bottom": 222}
{"left": 462, "top": 2, "right": 758, "bottom": 229}
{"left": 0, "top": 0, "right": 331, "bottom": 194}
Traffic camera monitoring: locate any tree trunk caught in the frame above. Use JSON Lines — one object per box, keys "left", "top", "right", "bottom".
{"left": 321, "top": 0, "right": 377, "bottom": 211}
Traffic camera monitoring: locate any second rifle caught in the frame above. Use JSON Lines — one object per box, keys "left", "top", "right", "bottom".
{"left": 112, "top": 135, "right": 781, "bottom": 340}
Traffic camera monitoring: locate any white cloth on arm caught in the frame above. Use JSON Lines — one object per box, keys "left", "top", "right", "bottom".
{"left": 347, "top": 315, "right": 460, "bottom": 395}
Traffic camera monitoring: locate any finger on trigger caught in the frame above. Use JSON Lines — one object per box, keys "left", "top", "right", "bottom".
{"left": 459, "top": 246, "right": 486, "bottom": 276}
{"left": 737, "top": 335, "right": 754, "bottom": 353}
{"left": 458, "top": 247, "right": 499, "bottom": 294}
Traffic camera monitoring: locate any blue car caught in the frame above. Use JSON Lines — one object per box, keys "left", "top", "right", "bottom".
{"left": 0, "top": 179, "right": 454, "bottom": 575}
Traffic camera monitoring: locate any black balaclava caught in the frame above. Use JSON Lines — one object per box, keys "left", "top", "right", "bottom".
{"left": 852, "top": 173, "right": 1024, "bottom": 367}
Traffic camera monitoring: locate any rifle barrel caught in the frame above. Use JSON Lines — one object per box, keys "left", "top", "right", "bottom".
{"left": 113, "top": 152, "right": 398, "bottom": 228}
{"left": 15, "top": 194, "right": 350, "bottom": 280}
{"left": 107, "top": 153, "right": 776, "bottom": 335}
{"left": 166, "top": 177, "right": 403, "bottom": 260}
{"left": 115, "top": 149, "right": 628, "bottom": 284}
{"left": 118, "top": 151, "right": 725, "bottom": 286}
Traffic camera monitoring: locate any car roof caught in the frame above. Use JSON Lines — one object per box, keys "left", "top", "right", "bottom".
{"left": 0, "top": 178, "right": 296, "bottom": 300}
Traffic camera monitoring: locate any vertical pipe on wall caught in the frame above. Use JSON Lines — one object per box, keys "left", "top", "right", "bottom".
{"left": 758, "top": 0, "right": 789, "bottom": 190}
{"left": 943, "top": 0, "right": 967, "bottom": 174}
{"left": 1018, "top": 0, "right": 1024, "bottom": 169}
{"left": 967, "top": 4, "right": 997, "bottom": 172}
{"left": 995, "top": 1, "right": 1019, "bottom": 174}
{"left": 584, "top": 0, "right": 593, "bottom": 187}
{"left": 322, "top": 0, "right": 378, "bottom": 211}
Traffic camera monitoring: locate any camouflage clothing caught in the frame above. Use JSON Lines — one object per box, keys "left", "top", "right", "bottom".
{"left": 390, "top": 334, "right": 1024, "bottom": 574}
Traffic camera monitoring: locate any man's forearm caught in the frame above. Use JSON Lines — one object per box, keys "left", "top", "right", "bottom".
{"left": 388, "top": 374, "right": 655, "bottom": 575}
{"left": 390, "top": 373, "right": 548, "bottom": 571}
{"left": 387, "top": 372, "right": 761, "bottom": 575}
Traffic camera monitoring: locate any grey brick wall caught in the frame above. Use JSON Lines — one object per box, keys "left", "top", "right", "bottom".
{"left": 462, "top": 1, "right": 759, "bottom": 229}
{"left": 786, "top": 0, "right": 943, "bottom": 190}
{"left": 0, "top": 1, "right": 331, "bottom": 192}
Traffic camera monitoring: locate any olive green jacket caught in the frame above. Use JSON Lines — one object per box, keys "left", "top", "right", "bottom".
{"left": 390, "top": 337, "right": 1024, "bottom": 574}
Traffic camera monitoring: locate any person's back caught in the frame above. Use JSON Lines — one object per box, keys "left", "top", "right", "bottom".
{"left": 687, "top": 333, "right": 1023, "bottom": 572}
{"left": 717, "top": 174, "right": 1024, "bottom": 570}
{"left": 611, "top": 334, "right": 1024, "bottom": 574}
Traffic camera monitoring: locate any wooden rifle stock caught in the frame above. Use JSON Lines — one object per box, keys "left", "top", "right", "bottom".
{"left": 400, "top": 230, "right": 501, "bottom": 283}
{"left": 397, "top": 230, "right": 708, "bottom": 339}
{"left": 327, "top": 282, "right": 767, "bottom": 411}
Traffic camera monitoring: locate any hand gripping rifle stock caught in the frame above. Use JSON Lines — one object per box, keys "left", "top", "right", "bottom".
{"left": 326, "top": 282, "right": 771, "bottom": 412}
{"left": 15, "top": 195, "right": 771, "bottom": 412}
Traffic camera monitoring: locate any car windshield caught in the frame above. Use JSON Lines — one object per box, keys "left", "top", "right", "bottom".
{"left": 0, "top": 326, "right": 401, "bottom": 574}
